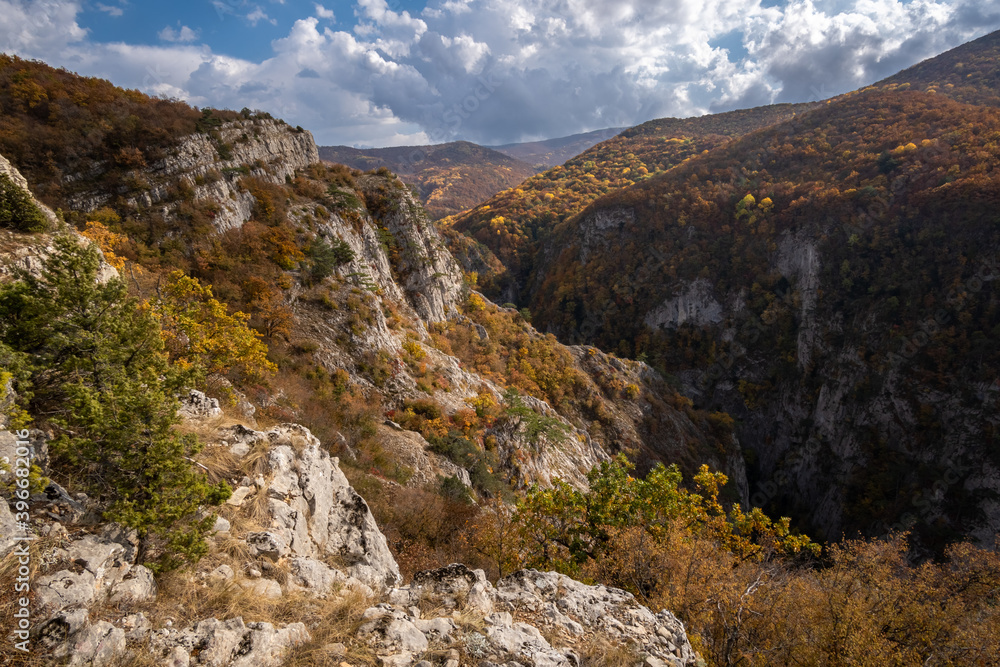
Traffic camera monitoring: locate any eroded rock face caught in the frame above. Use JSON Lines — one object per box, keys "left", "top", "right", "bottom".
{"left": 66, "top": 120, "right": 319, "bottom": 233}
{"left": 372, "top": 565, "right": 697, "bottom": 667}
{"left": 223, "top": 423, "right": 402, "bottom": 588}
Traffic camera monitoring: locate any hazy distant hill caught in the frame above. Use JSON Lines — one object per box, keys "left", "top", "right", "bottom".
{"left": 489, "top": 127, "right": 626, "bottom": 168}
{"left": 318, "top": 141, "right": 537, "bottom": 220}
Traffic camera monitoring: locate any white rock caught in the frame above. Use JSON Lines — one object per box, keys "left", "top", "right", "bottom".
{"left": 108, "top": 565, "right": 157, "bottom": 604}
{"left": 226, "top": 485, "right": 255, "bottom": 506}
{"left": 63, "top": 621, "right": 126, "bottom": 667}
{"left": 285, "top": 556, "right": 346, "bottom": 596}
{"left": 212, "top": 516, "right": 231, "bottom": 533}
{"left": 152, "top": 616, "right": 310, "bottom": 667}
{"left": 178, "top": 390, "right": 222, "bottom": 420}
{"left": 246, "top": 531, "right": 289, "bottom": 561}
{"left": 239, "top": 578, "right": 283, "bottom": 599}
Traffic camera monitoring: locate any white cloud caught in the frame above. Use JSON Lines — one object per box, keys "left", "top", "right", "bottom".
{"left": 0, "top": 0, "right": 998, "bottom": 146}
{"left": 246, "top": 7, "right": 276, "bottom": 26}
{"left": 158, "top": 25, "right": 198, "bottom": 43}
{"left": 96, "top": 3, "right": 123, "bottom": 17}
{"left": 314, "top": 3, "right": 334, "bottom": 20}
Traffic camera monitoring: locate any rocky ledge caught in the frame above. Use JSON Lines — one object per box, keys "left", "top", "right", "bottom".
{"left": 1, "top": 402, "right": 697, "bottom": 666}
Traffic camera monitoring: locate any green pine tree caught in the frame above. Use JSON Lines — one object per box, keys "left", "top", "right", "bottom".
{"left": 0, "top": 236, "right": 230, "bottom": 569}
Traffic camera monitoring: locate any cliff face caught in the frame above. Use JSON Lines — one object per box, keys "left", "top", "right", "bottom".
{"left": 66, "top": 119, "right": 318, "bottom": 232}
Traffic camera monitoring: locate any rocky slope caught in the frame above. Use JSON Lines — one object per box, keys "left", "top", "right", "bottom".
{"left": 68, "top": 118, "right": 319, "bottom": 233}
{"left": 0, "top": 398, "right": 697, "bottom": 667}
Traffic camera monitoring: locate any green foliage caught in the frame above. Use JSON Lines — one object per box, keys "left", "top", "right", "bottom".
{"left": 500, "top": 388, "right": 569, "bottom": 444}
{"left": 0, "top": 173, "right": 47, "bottom": 232}
{"left": 439, "top": 474, "right": 473, "bottom": 504}
{"left": 0, "top": 237, "right": 230, "bottom": 570}
{"left": 515, "top": 454, "right": 818, "bottom": 573}
{"left": 304, "top": 237, "right": 355, "bottom": 285}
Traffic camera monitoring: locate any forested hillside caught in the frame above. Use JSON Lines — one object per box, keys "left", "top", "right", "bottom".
{"left": 876, "top": 29, "right": 1000, "bottom": 107}
{"left": 524, "top": 85, "right": 1000, "bottom": 550}
{"left": 319, "top": 141, "right": 538, "bottom": 220}
{"left": 443, "top": 103, "right": 818, "bottom": 300}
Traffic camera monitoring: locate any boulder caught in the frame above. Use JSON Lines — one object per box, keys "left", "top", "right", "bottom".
{"left": 285, "top": 556, "right": 347, "bottom": 596}
{"left": 34, "top": 533, "right": 145, "bottom": 616}
{"left": 227, "top": 424, "right": 400, "bottom": 588}
{"left": 238, "top": 578, "right": 283, "bottom": 599}
{"left": 108, "top": 564, "right": 157, "bottom": 604}
{"left": 178, "top": 390, "right": 223, "bottom": 420}
{"left": 57, "top": 621, "right": 126, "bottom": 667}
{"left": 151, "top": 617, "right": 310, "bottom": 667}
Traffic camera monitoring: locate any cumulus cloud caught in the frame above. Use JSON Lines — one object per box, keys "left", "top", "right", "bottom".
{"left": 159, "top": 25, "right": 198, "bottom": 43}
{"left": 0, "top": 0, "right": 998, "bottom": 146}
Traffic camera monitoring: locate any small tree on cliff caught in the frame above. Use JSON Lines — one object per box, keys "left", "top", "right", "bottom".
{"left": 0, "top": 236, "right": 230, "bottom": 569}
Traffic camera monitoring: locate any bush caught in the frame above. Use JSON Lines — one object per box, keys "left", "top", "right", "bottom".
{"left": 0, "top": 173, "right": 47, "bottom": 232}
{"left": 0, "top": 237, "right": 230, "bottom": 570}
{"left": 305, "top": 237, "right": 355, "bottom": 284}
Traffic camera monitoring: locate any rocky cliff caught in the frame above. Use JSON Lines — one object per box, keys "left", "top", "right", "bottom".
{"left": 66, "top": 119, "right": 318, "bottom": 233}
{"left": 0, "top": 399, "right": 697, "bottom": 667}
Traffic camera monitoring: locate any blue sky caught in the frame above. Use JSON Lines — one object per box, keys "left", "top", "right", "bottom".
{"left": 81, "top": 1, "right": 427, "bottom": 61}
{"left": 2, "top": 0, "right": 999, "bottom": 147}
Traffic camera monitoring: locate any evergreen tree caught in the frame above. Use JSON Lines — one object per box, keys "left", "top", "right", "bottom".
{"left": 0, "top": 236, "right": 230, "bottom": 569}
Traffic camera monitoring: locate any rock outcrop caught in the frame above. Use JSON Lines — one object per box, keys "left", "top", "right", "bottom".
{"left": 219, "top": 422, "right": 402, "bottom": 589}
{"left": 364, "top": 564, "right": 697, "bottom": 667}
{"left": 66, "top": 119, "right": 319, "bottom": 233}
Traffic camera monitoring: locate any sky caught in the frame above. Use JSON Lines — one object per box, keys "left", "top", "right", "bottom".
{"left": 1, "top": 1, "right": 999, "bottom": 147}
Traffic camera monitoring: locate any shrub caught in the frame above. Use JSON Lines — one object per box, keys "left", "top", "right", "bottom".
{"left": 0, "top": 237, "right": 230, "bottom": 570}
{"left": 0, "top": 173, "right": 47, "bottom": 232}
{"left": 305, "top": 237, "right": 355, "bottom": 285}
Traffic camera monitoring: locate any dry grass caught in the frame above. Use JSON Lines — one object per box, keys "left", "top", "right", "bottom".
{"left": 576, "top": 637, "right": 642, "bottom": 666}
{"left": 282, "top": 587, "right": 379, "bottom": 667}
{"left": 240, "top": 439, "right": 276, "bottom": 479}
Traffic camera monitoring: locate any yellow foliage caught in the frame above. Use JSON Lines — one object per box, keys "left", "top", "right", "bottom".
{"left": 81, "top": 220, "right": 133, "bottom": 273}
{"left": 467, "top": 293, "right": 487, "bottom": 311}
{"left": 152, "top": 271, "right": 277, "bottom": 384}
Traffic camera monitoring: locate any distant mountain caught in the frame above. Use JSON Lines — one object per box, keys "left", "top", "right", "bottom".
{"left": 318, "top": 141, "right": 537, "bottom": 220}
{"left": 489, "top": 127, "right": 626, "bottom": 168}
{"left": 445, "top": 102, "right": 818, "bottom": 300}
{"left": 876, "top": 29, "right": 1000, "bottom": 107}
